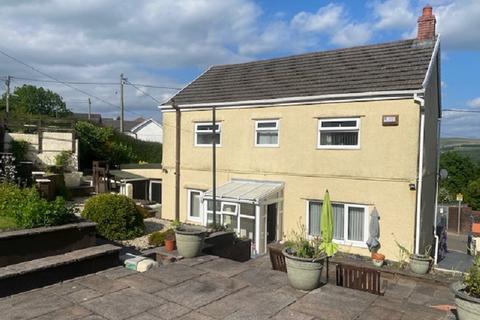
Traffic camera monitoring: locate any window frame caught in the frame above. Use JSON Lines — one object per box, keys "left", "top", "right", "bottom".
{"left": 187, "top": 189, "right": 203, "bottom": 222}
{"left": 254, "top": 119, "right": 279, "bottom": 147}
{"left": 194, "top": 122, "right": 222, "bottom": 147}
{"left": 305, "top": 200, "right": 369, "bottom": 248}
{"left": 317, "top": 117, "right": 360, "bottom": 150}
{"left": 148, "top": 180, "right": 162, "bottom": 203}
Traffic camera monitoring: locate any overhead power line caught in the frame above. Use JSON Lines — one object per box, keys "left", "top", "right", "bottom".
{"left": 126, "top": 79, "right": 164, "bottom": 104}
{"left": 1, "top": 75, "right": 181, "bottom": 90}
{"left": 0, "top": 48, "right": 121, "bottom": 109}
{"left": 443, "top": 109, "right": 480, "bottom": 114}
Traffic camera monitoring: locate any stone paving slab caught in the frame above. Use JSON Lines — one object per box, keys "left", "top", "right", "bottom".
{"left": 197, "top": 257, "right": 251, "bottom": 277}
{"left": 289, "top": 284, "right": 377, "bottom": 320}
{"left": 81, "top": 287, "right": 163, "bottom": 320}
{"left": 0, "top": 255, "right": 456, "bottom": 320}
{"left": 143, "top": 263, "right": 206, "bottom": 286}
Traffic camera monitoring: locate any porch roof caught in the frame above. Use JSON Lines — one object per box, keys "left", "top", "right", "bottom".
{"left": 203, "top": 179, "right": 283, "bottom": 204}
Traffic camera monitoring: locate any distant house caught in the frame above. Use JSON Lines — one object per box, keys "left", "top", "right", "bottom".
{"left": 72, "top": 113, "right": 103, "bottom": 124}
{"left": 103, "top": 117, "right": 163, "bottom": 143}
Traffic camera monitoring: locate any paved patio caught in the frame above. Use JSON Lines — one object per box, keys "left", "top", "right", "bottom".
{"left": 0, "top": 255, "right": 456, "bottom": 320}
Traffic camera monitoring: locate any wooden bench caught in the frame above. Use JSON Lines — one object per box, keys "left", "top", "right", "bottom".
{"left": 336, "top": 263, "right": 384, "bottom": 295}
{"left": 268, "top": 243, "right": 287, "bottom": 272}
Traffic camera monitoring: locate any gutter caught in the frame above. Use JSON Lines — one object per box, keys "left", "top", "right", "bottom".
{"left": 413, "top": 93, "right": 425, "bottom": 255}
{"left": 161, "top": 90, "right": 423, "bottom": 111}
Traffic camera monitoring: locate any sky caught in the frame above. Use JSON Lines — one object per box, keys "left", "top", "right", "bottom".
{"left": 0, "top": 0, "right": 478, "bottom": 138}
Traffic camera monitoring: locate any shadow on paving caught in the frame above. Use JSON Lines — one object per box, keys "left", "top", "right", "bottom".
{"left": 0, "top": 254, "right": 457, "bottom": 320}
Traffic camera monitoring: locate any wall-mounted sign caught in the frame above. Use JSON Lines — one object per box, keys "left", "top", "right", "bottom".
{"left": 382, "top": 115, "right": 399, "bottom": 126}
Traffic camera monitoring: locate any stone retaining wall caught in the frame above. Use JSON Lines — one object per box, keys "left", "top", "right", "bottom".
{"left": 0, "top": 221, "right": 96, "bottom": 267}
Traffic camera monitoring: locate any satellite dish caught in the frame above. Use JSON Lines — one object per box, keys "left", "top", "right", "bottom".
{"left": 439, "top": 169, "right": 448, "bottom": 180}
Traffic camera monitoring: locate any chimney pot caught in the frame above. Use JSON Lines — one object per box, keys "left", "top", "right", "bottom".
{"left": 417, "top": 5, "right": 436, "bottom": 41}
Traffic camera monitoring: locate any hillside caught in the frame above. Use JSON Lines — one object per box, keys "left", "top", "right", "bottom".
{"left": 441, "top": 137, "right": 480, "bottom": 162}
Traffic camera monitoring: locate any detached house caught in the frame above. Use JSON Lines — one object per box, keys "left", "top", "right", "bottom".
{"left": 160, "top": 6, "right": 441, "bottom": 261}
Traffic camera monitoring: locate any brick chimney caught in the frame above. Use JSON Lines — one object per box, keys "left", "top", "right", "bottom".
{"left": 417, "top": 5, "right": 436, "bottom": 40}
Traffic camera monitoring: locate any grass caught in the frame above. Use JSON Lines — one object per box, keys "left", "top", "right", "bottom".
{"left": 441, "top": 137, "right": 480, "bottom": 162}
{"left": 0, "top": 215, "right": 18, "bottom": 231}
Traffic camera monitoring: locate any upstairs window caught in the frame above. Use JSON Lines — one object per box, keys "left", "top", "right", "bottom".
{"left": 318, "top": 118, "right": 360, "bottom": 149}
{"left": 195, "top": 122, "right": 221, "bottom": 146}
{"left": 255, "top": 120, "right": 279, "bottom": 147}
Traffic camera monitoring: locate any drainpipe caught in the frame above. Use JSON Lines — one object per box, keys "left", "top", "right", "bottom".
{"left": 414, "top": 93, "right": 425, "bottom": 255}
{"left": 433, "top": 118, "right": 441, "bottom": 265}
{"left": 172, "top": 99, "right": 181, "bottom": 222}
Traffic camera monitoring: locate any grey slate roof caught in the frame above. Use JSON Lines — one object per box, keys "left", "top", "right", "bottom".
{"left": 102, "top": 117, "right": 145, "bottom": 132}
{"left": 167, "top": 38, "right": 436, "bottom": 106}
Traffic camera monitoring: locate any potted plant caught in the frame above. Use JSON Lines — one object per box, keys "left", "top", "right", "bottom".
{"left": 174, "top": 221, "right": 206, "bottom": 258}
{"left": 394, "top": 238, "right": 431, "bottom": 274}
{"left": 371, "top": 252, "right": 385, "bottom": 267}
{"left": 164, "top": 232, "right": 176, "bottom": 252}
{"left": 451, "top": 255, "right": 480, "bottom": 319}
{"left": 409, "top": 245, "right": 432, "bottom": 275}
{"left": 282, "top": 226, "right": 327, "bottom": 291}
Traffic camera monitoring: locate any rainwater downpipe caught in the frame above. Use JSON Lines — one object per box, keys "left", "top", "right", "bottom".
{"left": 433, "top": 118, "right": 441, "bottom": 265}
{"left": 414, "top": 93, "right": 425, "bottom": 255}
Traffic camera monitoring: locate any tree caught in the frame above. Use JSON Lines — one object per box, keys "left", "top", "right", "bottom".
{"left": 0, "top": 85, "right": 71, "bottom": 117}
{"left": 465, "top": 179, "right": 480, "bottom": 210}
{"left": 440, "top": 151, "right": 479, "bottom": 198}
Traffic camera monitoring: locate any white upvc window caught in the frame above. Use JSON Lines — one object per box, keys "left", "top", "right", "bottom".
{"left": 255, "top": 120, "right": 279, "bottom": 147}
{"left": 317, "top": 118, "right": 360, "bottom": 149}
{"left": 187, "top": 189, "right": 203, "bottom": 222}
{"left": 306, "top": 200, "right": 369, "bottom": 247}
{"left": 204, "top": 200, "right": 256, "bottom": 241}
{"left": 194, "top": 122, "right": 221, "bottom": 147}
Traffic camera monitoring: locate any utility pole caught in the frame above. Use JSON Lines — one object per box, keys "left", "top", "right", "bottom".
{"left": 88, "top": 98, "right": 92, "bottom": 120}
{"left": 212, "top": 106, "right": 217, "bottom": 225}
{"left": 172, "top": 99, "right": 181, "bottom": 221}
{"left": 5, "top": 75, "right": 11, "bottom": 113}
{"left": 120, "top": 73, "right": 125, "bottom": 132}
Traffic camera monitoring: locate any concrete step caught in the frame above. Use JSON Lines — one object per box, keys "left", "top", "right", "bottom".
{"left": 0, "top": 244, "right": 121, "bottom": 297}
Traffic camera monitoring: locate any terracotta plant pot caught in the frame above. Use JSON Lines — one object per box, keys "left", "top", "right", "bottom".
{"left": 165, "top": 238, "right": 176, "bottom": 252}
{"left": 371, "top": 253, "right": 385, "bottom": 267}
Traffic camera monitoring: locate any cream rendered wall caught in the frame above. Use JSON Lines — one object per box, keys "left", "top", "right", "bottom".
{"left": 161, "top": 99, "right": 421, "bottom": 260}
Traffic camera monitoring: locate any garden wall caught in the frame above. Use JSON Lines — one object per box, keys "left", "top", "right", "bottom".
{"left": 4, "top": 131, "right": 78, "bottom": 168}
{"left": 0, "top": 221, "right": 96, "bottom": 267}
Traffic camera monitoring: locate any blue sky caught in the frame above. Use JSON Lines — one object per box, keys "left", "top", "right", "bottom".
{"left": 0, "top": 0, "right": 478, "bottom": 137}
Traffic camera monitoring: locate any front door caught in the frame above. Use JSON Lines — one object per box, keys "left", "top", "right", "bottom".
{"left": 267, "top": 203, "right": 277, "bottom": 243}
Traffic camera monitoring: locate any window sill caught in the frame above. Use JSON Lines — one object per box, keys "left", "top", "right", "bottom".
{"left": 333, "top": 239, "right": 367, "bottom": 248}
{"left": 187, "top": 217, "right": 202, "bottom": 223}
{"left": 316, "top": 146, "right": 360, "bottom": 150}
{"left": 194, "top": 145, "right": 222, "bottom": 148}
{"left": 254, "top": 145, "right": 280, "bottom": 148}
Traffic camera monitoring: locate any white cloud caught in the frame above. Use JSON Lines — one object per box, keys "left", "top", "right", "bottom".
{"left": 330, "top": 23, "right": 373, "bottom": 47}
{"left": 441, "top": 110, "right": 480, "bottom": 137}
{"left": 467, "top": 97, "right": 480, "bottom": 108}
{"left": 435, "top": 0, "right": 480, "bottom": 50}
{"left": 291, "top": 4, "right": 344, "bottom": 32}
{"left": 372, "top": 0, "right": 416, "bottom": 30}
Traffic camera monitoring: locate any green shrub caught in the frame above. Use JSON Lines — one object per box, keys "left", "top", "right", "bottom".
{"left": 82, "top": 194, "right": 144, "bottom": 240}
{"left": 0, "top": 183, "right": 75, "bottom": 229}
{"left": 136, "top": 205, "right": 153, "bottom": 219}
{"left": 55, "top": 150, "right": 73, "bottom": 172}
{"left": 148, "top": 229, "right": 175, "bottom": 246}
{"left": 465, "top": 255, "right": 480, "bottom": 298}
{"left": 10, "top": 140, "right": 29, "bottom": 163}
